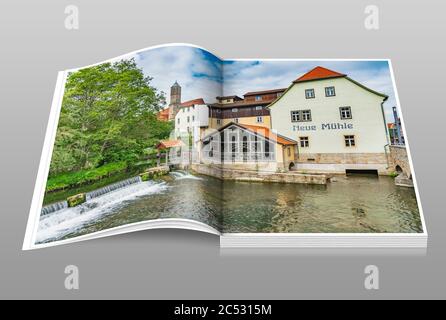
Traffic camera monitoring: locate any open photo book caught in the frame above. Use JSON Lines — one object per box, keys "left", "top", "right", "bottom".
{"left": 23, "top": 44, "right": 427, "bottom": 250}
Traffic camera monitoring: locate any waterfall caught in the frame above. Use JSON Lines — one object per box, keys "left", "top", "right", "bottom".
{"left": 85, "top": 176, "right": 142, "bottom": 201}
{"left": 37, "top": 180, "right": 168, "bottom": 244}
{"left": 41, "top": 200, "right": 68, "bottom": 216}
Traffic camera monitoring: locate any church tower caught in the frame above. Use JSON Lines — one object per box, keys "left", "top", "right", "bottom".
{"left": 168, "top": 81, "right": 181, "bottom": 120}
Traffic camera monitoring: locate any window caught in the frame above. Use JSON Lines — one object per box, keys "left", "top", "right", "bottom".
{"left": 226, "top": 99, "right": 231, "bottom": 103}
{"left": 187, "top": 116, "right": 190, "bottom": 123}
{"left": 291, "top": 110, "right": 300, "bottom": 122}
{"left": 216, "top": 119, "right": 221, "bottom": 125}
{"left": 177, "top": 118, "right": 180, "bottom": 124}
{"left": 264, "top": 140, "right": 270, "bottom": 158}
{"left": 234, "top": 118, "right": 239, "bottom": 123}
{"left": 192, "top": 115, "right": 195, "bottom": 122}
{"left": 339, "top": 106, "right": 352, "bottom": 119}
{"left": 277, "top": 92, "right": 283, "bottom": 98}
{"left": 299, "top": 137, "right": 309, "bottom": 148}
{"left": 231, "top": 136, "right": 236, "bottom": 160}
{"left": 287, "top": 147, "right": 291, "bottom": 157}
{"left": 305, "top": 89, "right": 315, "bottom": 99}
{"left": 255, "top": 106, "right": 262, "bottom": 110}
{"left": 344, "top": 135, "right": 355, "bottom": 147}
{"left": 301, "top": 110, "right": 312, "bottom": 121}
{"left": 242, "top": 136, "right": 248, "bottom": 162}
{"left": 187, "top": 107, "right": 190, "bottom": 112}
{"left": 232, "top": 108, "right": 238, "bottom": 112}
{"left": 256, "top": 116, "right": 263, "bottom": 123}
{"left": 325, "top": 86, "right": 336, "bottom": 97}
{"left": 291, "top": 110, "right": 311, "bottom": 122}
{"left": 182, "top": 108, "right": 185, "bottom": 112}
{"left": 255, "top": 95, "right": 262, "bottom": 101}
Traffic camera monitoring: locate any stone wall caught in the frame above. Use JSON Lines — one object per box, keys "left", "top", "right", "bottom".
{"left": 388, "top": 146, "right": 411, "bottom": 177}
{"left": 297, "top": 152, "right": 387, "bottom": 164}
{"left": 191, "top": 164, "right": 329, "bottom": 185}
{"left": 296, "top": 152, "right": 390, "bottom": 175}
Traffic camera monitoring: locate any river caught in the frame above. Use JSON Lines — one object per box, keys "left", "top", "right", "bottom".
{"left": 36, "top": 171, "right": 422, "bottom": 244}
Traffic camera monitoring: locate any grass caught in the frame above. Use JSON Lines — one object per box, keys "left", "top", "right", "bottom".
{"left": 42, "top": 170, "right": 139, "bottom": 205}
{"left": 43, "top": 160, "right": 164, "bottom": 205}
{"left": 45, "top": 162, "right": 128, "bottom": 193}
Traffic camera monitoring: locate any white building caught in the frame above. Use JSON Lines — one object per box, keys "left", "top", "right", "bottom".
{"left": 174, "top": 98, "right": 209, "bottom": 163}
{"left": 269, "top": 66, "right": 390, "bottom": 175}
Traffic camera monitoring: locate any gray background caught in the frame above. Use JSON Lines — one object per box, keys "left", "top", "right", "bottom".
{"left": 0, "top": 0, "right": 444, "bottom": 299}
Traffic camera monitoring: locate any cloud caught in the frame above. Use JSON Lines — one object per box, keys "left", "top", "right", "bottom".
{"left": 126, "top": 45, "right": 398, "bottom": 122}
{"left": 133, "top": 46, "right": 222, "bottom": 105}
{"left": 223, "top": 60, "right": 397, "bottom": 122}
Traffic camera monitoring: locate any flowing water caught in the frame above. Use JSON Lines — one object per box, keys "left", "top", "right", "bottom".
{"left": 36, "top": 172, "right": 422, "bottom": 244}
{"left": 41, "top": 200, "right": 68, "bottom": 216}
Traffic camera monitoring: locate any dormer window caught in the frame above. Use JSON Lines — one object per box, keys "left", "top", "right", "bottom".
{"left": 255, "top": 95, "right": 262, "bottom": 101}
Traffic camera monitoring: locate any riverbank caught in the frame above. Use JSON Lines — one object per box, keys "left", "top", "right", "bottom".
{"left": 43, "top": 165, "right": 169, "bottom": 205}
{"left": 190, "top": 164, "right": 330, "bottom": 185}
{"left": 43, "top": 170, "right": 139, "bottom": 205}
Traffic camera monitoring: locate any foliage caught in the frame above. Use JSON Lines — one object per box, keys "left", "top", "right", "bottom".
{"left": 46, "top": 162, "right": 128, "bottom": 192}
{"left": 48, "top": 58, "right": 172, "bottom": 178}
{"left": 389, "top": 171, "right": 399, "bottom": 178}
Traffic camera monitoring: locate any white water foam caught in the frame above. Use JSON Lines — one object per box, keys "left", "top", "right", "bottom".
{"left": 36, "top": 181, "right": 168, "bottom": 243}
{"left": 170, "top": 171, "right": 203, "bottom": 180}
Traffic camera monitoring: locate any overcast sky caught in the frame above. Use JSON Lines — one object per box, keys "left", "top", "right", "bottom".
{"left": 132, "top": 45, "right": 398, "bottom": 122}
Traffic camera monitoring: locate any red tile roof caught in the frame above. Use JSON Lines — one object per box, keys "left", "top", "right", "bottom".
{"left": 237, "top": 123, "right": 297, "bottom": 146}
{"left": 156, "top": 139, "right": 185, "bottom": 149}
{"left": 157, "top": 108, "right": 170, "bottom": 121}
{"left": 293, "top": 66, "right": 346, "bottom": 83}
{"left": 244, "top": 88, "right": 287, "bottom": 96}
{"left": 180, "top": 98, "right": 205, "bottom": 107}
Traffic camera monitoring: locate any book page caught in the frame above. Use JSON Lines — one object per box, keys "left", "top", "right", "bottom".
{"left": 217, "top": 59, "right": 425, "bottom": 239}
{"left": 24, "top": 44, "right": 224, "bottom": 249}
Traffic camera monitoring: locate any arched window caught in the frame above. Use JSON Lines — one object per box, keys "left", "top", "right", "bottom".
{"left": 254, "top": 135, "right": 258, "bottom": 160}
{"left": 231, "top": 136, "right": 236, "bottom": 161}
{"left": 242, "top": 136, "right": 248, "bottom": 162}
{"left": 264, "top": 140, "right": 270, "bottom": 158}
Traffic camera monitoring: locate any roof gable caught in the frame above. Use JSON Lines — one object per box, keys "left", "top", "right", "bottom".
{"left": 293, "top": 66, "right": 346, "bottom": 83}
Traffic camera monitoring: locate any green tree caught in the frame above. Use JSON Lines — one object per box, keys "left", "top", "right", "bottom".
{"left": 49, "top": 58, "right": 171, "bottom": 176}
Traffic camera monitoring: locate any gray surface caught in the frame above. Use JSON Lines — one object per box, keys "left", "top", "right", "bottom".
{"left": 0, "top": 0, "right": 445, "bottom": 299}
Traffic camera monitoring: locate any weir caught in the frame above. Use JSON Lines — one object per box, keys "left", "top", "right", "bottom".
{"left": 41, "top": 200, "right": 68, "bottom": 216}
{"left": 41, "top": 176, "right": 143, "bottom": 216}
{"left": 85, "top": 176, "right": 142, "bottom": 200}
